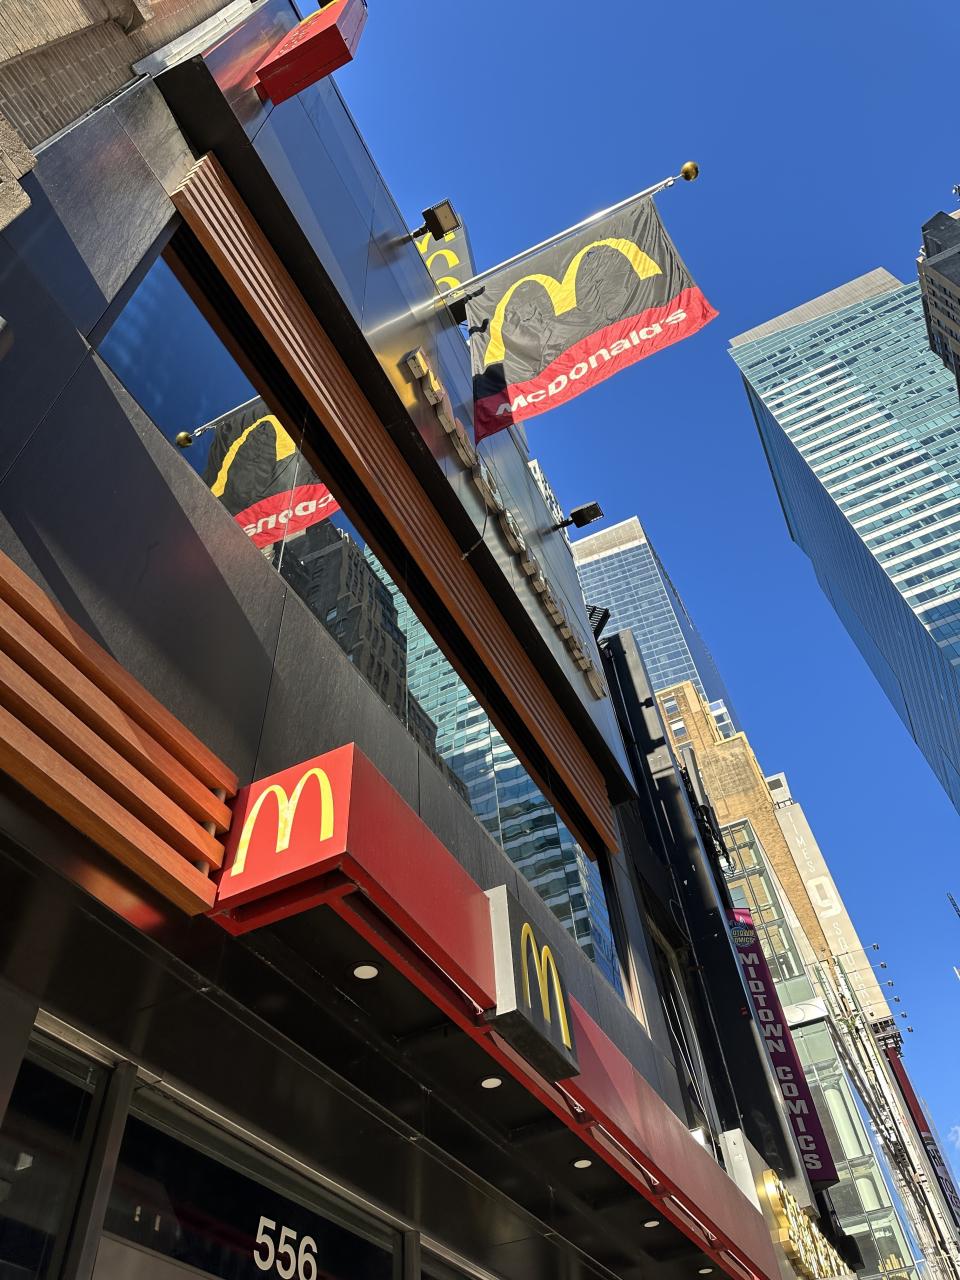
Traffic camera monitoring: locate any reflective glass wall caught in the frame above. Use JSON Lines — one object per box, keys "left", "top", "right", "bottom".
{"left": 732, "top": 282, "right": 960, "bottom": 817}
{"left": 98, "top": 253, "right": 623, "bottom": 992}
{"left": 794, "top": 1024, "right": 920, "bottom": 1280}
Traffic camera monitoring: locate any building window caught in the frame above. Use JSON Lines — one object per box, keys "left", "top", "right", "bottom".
{"left": 0, "top": 1039, "right": 103, "bottom": 1280}
{"left": 96, "top": 249, "right": 624, "bottom": 993}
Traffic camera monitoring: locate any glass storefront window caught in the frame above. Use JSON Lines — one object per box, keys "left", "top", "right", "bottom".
{"left": 100, "top": 1113, "right": 395, "bottom": 1280}
{"left": 97, "top": 252, "right": 623, "bottom": 992}
{"left": 0, "top": 1042, "right": 102, "bottom": 1280}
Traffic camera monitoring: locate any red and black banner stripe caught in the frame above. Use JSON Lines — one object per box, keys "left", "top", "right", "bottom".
{"left": 467, "top": 198, "right": 716, "bottom": 441}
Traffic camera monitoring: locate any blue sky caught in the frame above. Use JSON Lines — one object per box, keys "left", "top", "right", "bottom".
{"left": 333, "top": 2, "right": 960, "bottom": 1171}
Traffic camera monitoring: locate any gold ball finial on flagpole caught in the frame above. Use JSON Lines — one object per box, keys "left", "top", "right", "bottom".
{"left": 680, "top": 161, "right": 700, "bottom": 182}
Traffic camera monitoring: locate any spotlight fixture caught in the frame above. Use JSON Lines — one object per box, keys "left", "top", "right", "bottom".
{"left": 412, "top": 200, "right": 462, "bottom": 242}
{"left": 353, "top": 964, "right": 379, "bottom": 981}
{"left": 480, "top": 1076, "right": 503, "bottom": 1090}
{"left": 572, "top": 1158, "right": 593, "bottom": 1170}
{"left": 552, "top": 501, "right": 604, "bottom": 532}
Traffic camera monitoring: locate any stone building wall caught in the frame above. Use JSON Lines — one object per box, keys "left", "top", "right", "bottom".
{"left": 657, "top": 680, "right": 834, "bottom": 961}
{"left": 0, "top": 0, "right": 243, "bottom": 227}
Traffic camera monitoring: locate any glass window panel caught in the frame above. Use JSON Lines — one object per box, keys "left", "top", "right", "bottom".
{"left": 824, "top": 1083, "right": 869, "bottom": 1160}
{"left": 97, "top": 252, "right": 624, "bottom": 994}
{"left": 102, "top": 1115, "right": 394, "bottom": 1280}
{"left": 855, "top": 1172, "right": 886, "bottom": 1213}
{"left": 827, "top": 1178, "right": 863, "bottom": 1220}
{"left": 0, "top": 1046, "right": 102, "bottom": 1280}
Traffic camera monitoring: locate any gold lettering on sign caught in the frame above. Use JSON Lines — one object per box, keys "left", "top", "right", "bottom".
{"left": 761, "top": 1171, "right": 849, "bottom": 1280}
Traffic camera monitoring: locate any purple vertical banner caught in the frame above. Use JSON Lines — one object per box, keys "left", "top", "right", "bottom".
{"left": 727, "top": 908, "right": 839, "bottom": 1185}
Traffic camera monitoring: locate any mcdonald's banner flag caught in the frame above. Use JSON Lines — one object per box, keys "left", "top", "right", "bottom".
{"left": 467, "top": 198, "right": 717, "bottom": 441}
{"left": 202, "top": 398, "right": 340, "bottom": 548}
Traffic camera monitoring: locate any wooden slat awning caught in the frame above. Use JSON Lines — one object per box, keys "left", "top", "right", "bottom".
{"left": 0, "top": 550, "right": 237, "bottom": 914}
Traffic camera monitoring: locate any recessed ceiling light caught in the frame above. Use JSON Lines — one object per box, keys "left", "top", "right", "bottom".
{"left": 698, "top": 1269, "right": 714, "bottom": 1275}
{"left": 644, "top": 1220, "right": 660, "bottom": 1229}
{"left": 353, "top": 964, "right": 379, "bottom": 980}
{"left": 480, "top": 1076, "right": 503, "bottom": 1090}
{"left": 572, "top": 1158, "right": 593, "bottom": 1170}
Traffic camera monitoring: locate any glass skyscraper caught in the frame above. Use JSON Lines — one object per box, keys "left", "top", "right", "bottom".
{"left": 730, "top": 269, "right": 960, "bottom": 815}
{"left": 364, "top": 551, "right": 623, "bottom": 993}
{"left": 572, "top": 516, "right": 741, "bottom": 737}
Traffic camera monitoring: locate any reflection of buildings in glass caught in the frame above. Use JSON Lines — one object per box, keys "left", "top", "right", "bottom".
{"left": 722, "top": 821, "right": 920, "bottom": 1280}
{"left": 572, "top": 517, "right": 740, "bottom": 740}
{"left": 918, "top": 209, "right": 960, "bottom": 404}
{"left": 365, "top": 550, "right": 622, "bottom": 991}
{"left": 280, "top": 521, "right": 410, "bottom": 720}
{"left": 276, "top": 523, "right": 465, "bottom": 800}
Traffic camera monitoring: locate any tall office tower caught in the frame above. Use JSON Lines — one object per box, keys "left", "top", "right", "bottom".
{"left": 730, "top": 270, "right": 960, "bottom": 816}
{"left": 573, "top": 517, "right": 741, "bottom": 738}
{"left": 918, "top": 208, "right": 960, "bottom": 404}
{"left": 364, "top": 551, "right": 623, "bottom": 991}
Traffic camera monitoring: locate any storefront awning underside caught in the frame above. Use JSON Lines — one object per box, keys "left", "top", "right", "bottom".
{"left": 0, "top": 798, "right": 772, "bottom": 1280}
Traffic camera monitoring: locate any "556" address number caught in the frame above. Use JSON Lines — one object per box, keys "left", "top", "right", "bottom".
{"left": 252, "top": 1216, "right": 318, "bottom": 1280}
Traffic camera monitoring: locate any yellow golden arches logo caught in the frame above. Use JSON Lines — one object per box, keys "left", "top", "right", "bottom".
{"left": 519, "top": 922, "right": 573, "bottom": 1049}
{"left": 416, "top": 229, "right": 463, "bottom": 291}
{"left": 210, "top": 415, "right": 298, "bottom": 499}
{"left": 482, "top": 238, "right": 662, "bottom": 368}
{"left": 230, "top": 768, "right": 335, "bottom": 879}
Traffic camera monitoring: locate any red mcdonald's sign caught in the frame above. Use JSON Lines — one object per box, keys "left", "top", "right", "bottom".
{"left": 256, "top": 0, "right": 368, "bottom": 106}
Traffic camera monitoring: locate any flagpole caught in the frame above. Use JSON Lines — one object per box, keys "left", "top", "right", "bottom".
{"left": 437, "top": 161, "right": 699, "bottom": 301}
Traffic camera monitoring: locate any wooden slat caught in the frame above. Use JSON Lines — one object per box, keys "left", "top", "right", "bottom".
{"left": 0, "top": 596, "right": 231, "bottom": 832}
{"left": 0, "top": 647, "right": 225, "bottom": 869}
{"left": 0, "top": 550, "right": 238, "bottom": 797}
{"left": 172, "top": 155, "right": 618, "bottom": 854}
{"left": 0, "top": 704, "right": 216, "bottom": 915}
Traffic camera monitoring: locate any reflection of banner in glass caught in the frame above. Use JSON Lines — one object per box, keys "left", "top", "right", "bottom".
{"left": 201, "top": 399, "right": 340, "bottom": 548}
{"left": 467, "top": 198, "right": 716, "bottom": 440}
{"left": 727, "top": 909, "right": 839, "bottom": 1185}
{"left": 416, "top": 223, "right": 476, "bottom": 293}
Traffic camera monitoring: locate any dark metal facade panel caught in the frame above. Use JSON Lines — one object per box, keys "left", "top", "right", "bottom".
{"left": 0, "top": 352, "right": 287, "bottom": 785}
{"left": 0, "top": 975, "right": 37, "bottom": 1125}
{"left": 5, "top": 87, "right": 179, "bottom": 337}
{"left": 0, "top": 231, "right": 89, "bottom": 485}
